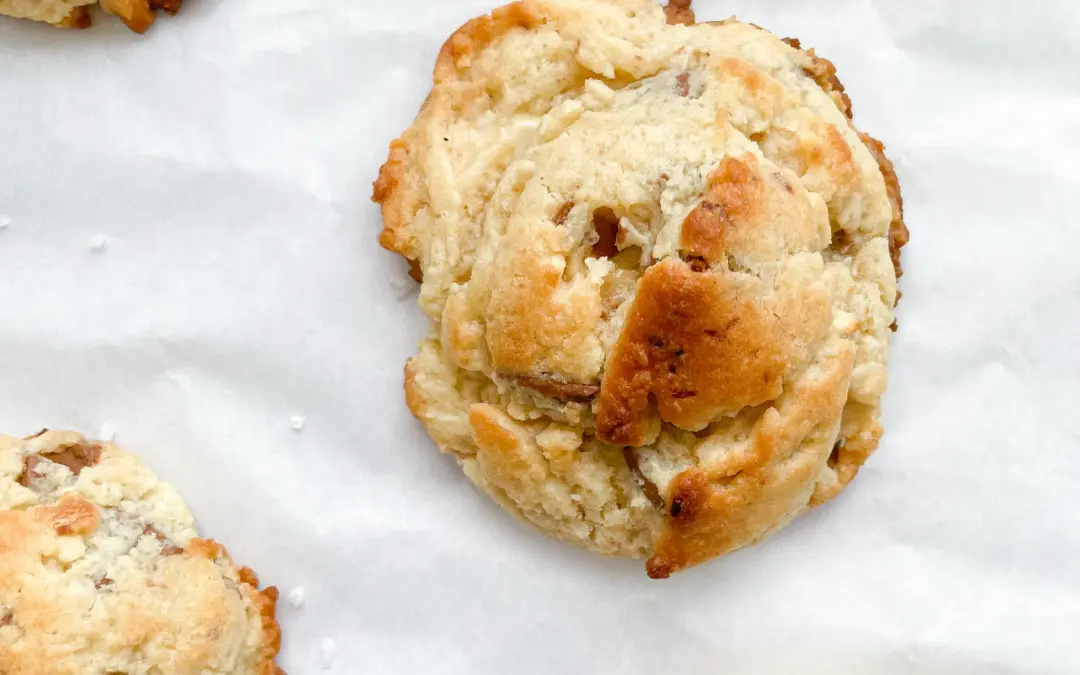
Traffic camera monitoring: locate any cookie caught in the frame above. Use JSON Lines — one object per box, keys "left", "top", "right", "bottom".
{"left": 0, "top": 430, "right": 282, "bottom": 674}
{"left": 0, "top": 0, "right": 181, "bottom": 32}
{"left": 374, "top": 0, "right": 907, "bottom": 577}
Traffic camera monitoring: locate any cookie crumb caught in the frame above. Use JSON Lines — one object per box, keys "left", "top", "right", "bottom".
{"left": 287, "top": 586, "right": 305, "bottom": 609}
{"left": 88, "top": 234, "right": 108, "bottom": 252}
{"left": 317, "top": 638, "right": 336, "bottom": 669}
{"left": 290, "top": 415, "right": 306, "bottom": 432}
{"left": 98, "top": 422, "right": 117, "bottom": 442}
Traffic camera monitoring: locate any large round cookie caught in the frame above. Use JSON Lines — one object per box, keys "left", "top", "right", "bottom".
{"left": 374, "top": 0, "right": 908, "bottom": 577}
{"left": 0, "top": 430, "right": 282, "bottom": 674}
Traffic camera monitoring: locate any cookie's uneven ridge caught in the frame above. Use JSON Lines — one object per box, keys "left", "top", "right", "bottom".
{"left": 375, "top": 0, "right": 907, "bottom": 577}
{"left": 0, "top": 430, "right": 283, "bottom": 674}
{"left": 0, "top": 0, "right": 183, "bottom": 32}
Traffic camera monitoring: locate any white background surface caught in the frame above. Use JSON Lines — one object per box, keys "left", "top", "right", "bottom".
{"left": 1, "top": 1, "right": 1079, "bottom": 672}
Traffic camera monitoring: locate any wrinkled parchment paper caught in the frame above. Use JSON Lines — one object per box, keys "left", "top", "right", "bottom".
{"left": 2, "top": 1, "right": 1079, "bottom": 672}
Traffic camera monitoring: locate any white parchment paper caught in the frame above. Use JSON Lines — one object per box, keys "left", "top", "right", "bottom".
{"left": 2, "top": 1, "right": 1079, "bottom": 672}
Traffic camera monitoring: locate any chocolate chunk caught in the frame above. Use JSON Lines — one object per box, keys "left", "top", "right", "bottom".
{"left": 683, "top": 255, "right": 709, "bottom": 273}
{"left": 407, "top": 258, "right": 423, "bottom": 283}
{"left": 623, "top": 448, "right": 664, "bottom": 510}
{"left": 16, "top": 455, "right": 44, "bottom": 488}
{"left": 675, "top": 72, "right": 690, "bottom": 97}
{"left": 591, "top": 207, "right": 621, "bottom": 259}
{"left": 150, "top": 0, "right": 182, "bottom": 14}
{"left": 511, "top": 374, "right": 599, "bottom": 402}
{"left": 43, "top": 442, "right": 103, "bottom": 476}
{"left": 831, "top": 228, "right": 854, "bottom": 254}
{"left": 664, "top": 0, "right": 694, "bottom": 25}
{"left": 63, "top": 6, "right": 91, "bottom": 28}
{"left": 553, "top": 201, "right": 574, "bottom": 226}
{"left": 143, "top": 525, "right": 184, "bottom": 556}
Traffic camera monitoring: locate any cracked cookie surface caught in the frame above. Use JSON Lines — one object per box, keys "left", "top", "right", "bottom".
{"left": 375, "top": 0, "right": 907, "bottom": 577}
{"left": 0, "top": 430, "right": 282, "bottom": 674}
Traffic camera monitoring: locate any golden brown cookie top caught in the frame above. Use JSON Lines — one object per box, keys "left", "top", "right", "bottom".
{"left": 0, "top": 431, "right": 282, "bottom": 674}
{"left": 377, "top": 0, "right": 906, "bottom": 577}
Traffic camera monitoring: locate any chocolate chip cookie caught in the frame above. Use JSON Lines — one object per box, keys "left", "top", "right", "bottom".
{"left": 0, "top": 430, "right": 282, "bottom": 674}
{"left": 375, "top": 0, "right": 907, "bottom": 577}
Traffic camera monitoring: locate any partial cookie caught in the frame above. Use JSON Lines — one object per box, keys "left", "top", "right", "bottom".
{"left": 0, "top": 0, "right": 182, "bottom": 32}
{"left": 375, "top": 0, "right": 908, "bottom": 577}
{"left": 0, "top": 430, "right": 282, "bottom": 674}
